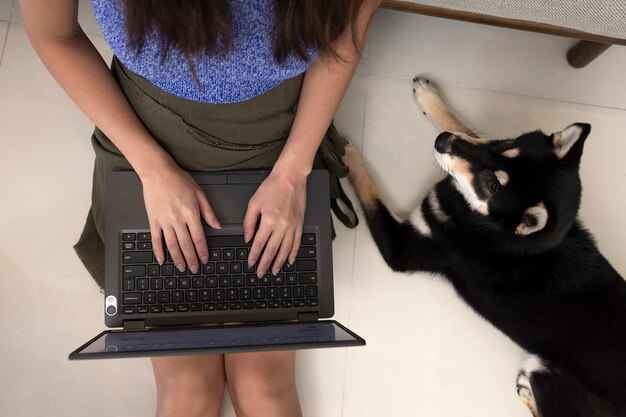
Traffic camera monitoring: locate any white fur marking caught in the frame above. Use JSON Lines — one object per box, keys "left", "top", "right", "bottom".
{"left": 502, "top": 148, "right": 520, "bottom": 158}
{"left": 522, "top": 355, "right": 547, "bottom": 375}
{"left": 427, "top": 190, "right": 450, "bottom": 223}
{"left": 409, "top": 204, "right": 432, "bottom": 238}
{"left": 495, "top": 170, "right": 510, "bottom": 186}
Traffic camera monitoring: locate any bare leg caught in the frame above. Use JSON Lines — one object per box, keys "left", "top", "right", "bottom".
{"left": 412, "top": 77, "right": 477, "bottom": 137}
{"left": 225, "top": 350, "right": 301, "bottom": 417}
{"left": 151, "top": 355, "right": 226, "bottom": 417}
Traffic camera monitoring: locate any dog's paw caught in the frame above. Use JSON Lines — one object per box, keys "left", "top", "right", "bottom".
{"left": 516, "top": 356, "right": 546, "bottom": 417}
{"left": 412, "top": 76, "right": 443, "bottom": 118}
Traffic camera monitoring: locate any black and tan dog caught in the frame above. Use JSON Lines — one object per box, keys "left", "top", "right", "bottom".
{"left": 343, "top": 78, "right": 626, "bottom": 417}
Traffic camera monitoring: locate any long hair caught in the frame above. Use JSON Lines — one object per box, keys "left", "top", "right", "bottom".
{"left": 124, "top": 0, "right": 367, "bottom": 63}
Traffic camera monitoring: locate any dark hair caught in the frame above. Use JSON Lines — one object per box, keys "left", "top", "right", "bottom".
{"left": 124, "top": 0, "right": 367, "bottom": 64}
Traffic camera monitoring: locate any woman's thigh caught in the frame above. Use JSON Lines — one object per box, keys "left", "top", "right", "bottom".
{"left": 151, "top": 354, "right": 226, "bottom": 417}
{"left": 225, "top": 350, "right": 301, "bottom": 417}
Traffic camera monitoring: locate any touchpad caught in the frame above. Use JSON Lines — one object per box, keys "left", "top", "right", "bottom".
{"left": 201, "top": 184, "right": 258, "bottom": 225}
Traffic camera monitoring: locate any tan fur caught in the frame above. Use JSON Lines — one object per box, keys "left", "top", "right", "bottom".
{"left": 343, "top": 144, "right": 379, "bottom": 211}
{"left": 413, "top": 78, "right": 477, "bottom": 137}
{"left": 502, "top": 148, "right": 521, "bottom": 158}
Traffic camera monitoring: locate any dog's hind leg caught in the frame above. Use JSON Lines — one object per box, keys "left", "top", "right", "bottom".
{"left": 516, "top": 356, "right": 624, "bottom": 417}
{"left": 412, "top": 77, "right": 477, "bottom": 137}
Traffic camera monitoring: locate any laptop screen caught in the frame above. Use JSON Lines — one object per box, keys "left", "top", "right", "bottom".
{"left": 69, "top": 320, "right": 364, "bottom": 359}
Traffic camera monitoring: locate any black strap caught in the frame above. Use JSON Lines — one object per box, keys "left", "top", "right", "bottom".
{"left": 330, "top": 177, "right": 359, "bottom": 229}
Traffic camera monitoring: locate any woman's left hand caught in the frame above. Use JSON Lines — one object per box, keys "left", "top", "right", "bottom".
{"left": 243, "top": 171, "right": 307, "bottom": 277}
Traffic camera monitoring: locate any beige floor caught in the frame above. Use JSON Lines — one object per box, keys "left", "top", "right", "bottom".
{"left": 1, "top": 1, "right": 625, "bottom": 416}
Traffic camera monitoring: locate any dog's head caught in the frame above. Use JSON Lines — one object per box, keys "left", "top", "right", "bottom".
{"left": 434, "top": 123, "right": 591, "bottom": 248}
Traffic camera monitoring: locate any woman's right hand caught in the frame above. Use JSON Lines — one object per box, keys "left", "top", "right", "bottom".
{"left": 140, "top": 161, "right": 221, "bottom": 274}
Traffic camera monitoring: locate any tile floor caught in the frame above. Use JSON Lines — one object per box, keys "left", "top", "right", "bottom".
{"left": 1, "top": 1, "right": 625, "bottom": 416}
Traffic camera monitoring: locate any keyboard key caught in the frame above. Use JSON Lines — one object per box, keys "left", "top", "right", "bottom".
{"left": 233, "top": 275, "right": 245, "bottom": 287}
{"left": 175, "top": 267, "right": 188, "bottom": 276}
{"left": 281, "top": 300, "right": 293, "bottom": 308}
{"left": 219, "top": 276, "right": 231, "bottom": 287}
{"left": 137, "top": 305, "right": 149, "bottom": 313}
{"left": 137, "top": 278, "right": 149, "bottom": 291}
{"left": 122, "top": 233, "right": 136, "bottom": 241}
{"left": 226, "top": 289, "right": 238, "bottom": 301}
{"left": 230, "top": 261, "right": 242, "bottom": 274}
{"left": 123, "top": 251, "right": 152, "bottom": 264}
{"left": 294, "top": 286, "right": 304, "bottom": 298}
{"left": 213, "top": 289, "right": 225, "bottom": 301}
{"left": 295, "top": 259, "right": 316, "bottom": 271}
{"left": 177, "top": 304, "right": 189, "bottom": 312}
{"left": 268, "top": 300, "right": 280, "bottom": 308}
{"left": 242, "top": 301, "right": 254, "bottom": 309}
{"left": 298, "top": 273, "right": 317, "bottom": 285}
{"left": 206, "top": 276, "right": 218, "bottom": 288}
{"left": 209, "top": 249, "right": 221, "bottom": 261}
{"left": 240, "top": 288, "right": 252, "bottom": 300}
{"left": 150, "top": 305, "right": 162, "bottom": 314}
{"left": 255, "top": 301, "right": 267, "bottom": 309}
{"left": 229, "top": 302, "right": 241, "bottom": 310}
{"left": 283, "top": 262, "right": 295, "bottom": 272}
{"left": 122, "top": 306, "right": 135, "bottom": 314}
{"left": 178, "top": 277, "right": 190, "bottom": 289}
{"left": 246, "top": 275, "right": 258, "bottom": 286}
{"left": 294, "top": 299, "right": 305, "bottom": 307}
{"left": 286, "top": 273, "right": 297, "bottom": 285}
{"left": 122, "top": 292, "right": 141, "bottom": 305}
{"left": 172, "top": 291, "right": 184, "bottom": 303}
{"left": 165, "top": 277, "right": 177, "bottom": 289}
{"left": 217, "top": 302, "right": 228, "bottom": 310}
{"left": 148, "top": 264, "right": 160, "bottom": 276}
{"left": 151, "top": 278, "right": 163, "bottom": 290}
{"left": 267, "top": 288, "right": 278, "bottom": 299}
{"left": 306, "top": 286, "right": 318, "bottom": 297}
{"left": 143, "top": 292, "right": 156, "bottom": 304}
{"left": 203, "top": 303, "right": 216, "bottom": 311}
{"left": 216, "top": 262, "right": 228, "bottom": 274}
{"left": 236, "top": 248, "right": 248, "bottom": 260}
{"left": 199, "top": 290, "right": 211, "bottom": 302}
{"left": 203, "top": 263, "right": 215, "bottom": 274}
{"left": 123, "top": 265, "right": 145, "bottom": 278}
{"left": 223, "top": 249, "right": 235, "bottom": 260}
{"left": 243, "top": 262, "right": 255, "bottom": 273}
{"left": 138, "top": 242, "right": 152, "bottom": 250}
{"left": 164, "top": 304, "right": 176, "bottom": 313}
{"left": 185, "top": 290, "right": 198, "bottom": 302}
{"left": 259, "top": 275, "right": 271, "bottom": 286}
{"left": 297, "top": 246, "right": 316, "bottom": 258}
{"left": 273, "top": 274, "right": 285, "bottom": 285}
{"left": 190, "top": 303, "right": 202, "bottom": 312}
{"left": 280, "top": 287, "right": 292, "bottom": 299}
{"left": 306, "top": 299, "right": 318, "bottom": 307}
{"left": 123, "top": 279, "right": 135, "bottom": 291}
{"left": 162, "top": 264, "right": 174, "bottom": 276}
{"left": 137, "top": 233, "right": 151, "bottom": 241}
{"left": 253, "top": 288, "right": 265, "bottom": 299}
{"left": 192, "top": 276, "right": 204, "bottom": 288}
{"left": 302, "top": 234, "right": 315, "bottom": 245}
{"left": 122, "top": 242, "right": 135, "bottom": 250}
{"left": 157, "top": 291, "right": 170, "bottom": 303}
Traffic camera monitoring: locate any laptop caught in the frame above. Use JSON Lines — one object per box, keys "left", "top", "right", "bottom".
{"left": 69, "top": 169, "right": 365, "bottom": 359}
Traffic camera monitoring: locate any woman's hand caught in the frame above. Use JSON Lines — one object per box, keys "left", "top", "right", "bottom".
{"left": 141, "top": 161, "right": 221, "bottom": 274}
{"left": 243, "top": 170, "right": 307, "bottom": 277}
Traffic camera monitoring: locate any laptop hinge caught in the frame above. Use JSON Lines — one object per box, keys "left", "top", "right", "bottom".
{"left": 297, "top": 312, "right": 319, "bottom": 322}
{"left": 123, "top": 320, "right": 145, "bottom": 330}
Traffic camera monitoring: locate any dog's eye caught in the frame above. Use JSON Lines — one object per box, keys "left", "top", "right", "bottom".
{"left": 488, "top": 178, "right": 500, "bottom": 193}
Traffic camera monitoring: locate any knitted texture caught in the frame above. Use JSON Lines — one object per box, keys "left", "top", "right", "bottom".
{"left": 91, "top": 0, "right": 317, "bottom": 103}
{"left": 403, "top": 0, "right": 626, "bottom": 39}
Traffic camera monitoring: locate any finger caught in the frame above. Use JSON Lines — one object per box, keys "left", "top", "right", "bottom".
{"left": 288, "top": 224, "right": 303, "bottom": 265}
{"left": 271, "top": 230, "right": 294, "bottom": 275}
{"left": 197, "top": 190, "right": 221, "bottom": 229}
{"left": 175, "top": 224, "right": 199, "bottom": 274}
{"left": 256, "top": 230, "right": 283, "bottom": 278}
{"left": 243, "top": 200, "right": 260, "bottom": 244}
{"left": 163, "top": 227, "right": 185, "bottom": 272}
{"left": 247, "top": 221, "right": 271, "bottom": 271}
{"left": 187, "top": 217, "right": 209, "bottom": 265}
{"left": 150, "top": 223, "right": 165, "bottom": 265}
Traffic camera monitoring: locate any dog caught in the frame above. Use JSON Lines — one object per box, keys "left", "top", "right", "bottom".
{"left": 343, "top": 77, "right": 626, "bottom": 417}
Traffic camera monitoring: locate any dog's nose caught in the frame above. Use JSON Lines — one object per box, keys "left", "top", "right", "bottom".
{"left": 435, "top": 132, "right": 455, "bottom": 153}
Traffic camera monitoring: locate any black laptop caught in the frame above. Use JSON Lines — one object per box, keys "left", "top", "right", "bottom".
{"left": 69, "top": 169, "right": 365, "bottom": 359}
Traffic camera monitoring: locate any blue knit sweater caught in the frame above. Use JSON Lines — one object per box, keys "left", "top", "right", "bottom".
{"left": 92, "top": 0, "right": 317, "bottom": 103}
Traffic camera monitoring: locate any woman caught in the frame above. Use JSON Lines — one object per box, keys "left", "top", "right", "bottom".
{"left": 20, "top": 0, "right": 379, "bottom": 416}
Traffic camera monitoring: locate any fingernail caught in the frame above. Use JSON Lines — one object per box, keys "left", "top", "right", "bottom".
{"left": 176, "top": 263, "right": 185, "bottom": 272}
{"left": 190, "top": 265, "right": 198, "bottom": 274}
{"left": 156, "top": 255, "right": 163, "bottom": 265}
{"left": 201, "top": 256, "right": 208, "bottom": 264}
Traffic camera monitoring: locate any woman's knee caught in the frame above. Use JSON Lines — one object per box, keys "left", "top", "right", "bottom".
{"left": 152, "top": 355, "right": 225, "bottom": 417}
{"left": 225, "top": 351, "right": 300, "bottom": 417}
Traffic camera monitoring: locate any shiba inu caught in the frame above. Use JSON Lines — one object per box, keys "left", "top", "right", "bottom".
{"left": 344, "top": 78, "right": 626, "bottom": 417}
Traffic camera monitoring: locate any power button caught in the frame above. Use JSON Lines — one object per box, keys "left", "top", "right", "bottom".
{"left": 105, "top": 295, "right": 118, "bottom": 316}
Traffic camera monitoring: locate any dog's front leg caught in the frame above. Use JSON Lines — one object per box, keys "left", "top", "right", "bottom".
{"left": 344, "top": 145, "right": 447, "bottom": 274}
{"left": 413, "top": 77, "right": 477, "bottom": 137}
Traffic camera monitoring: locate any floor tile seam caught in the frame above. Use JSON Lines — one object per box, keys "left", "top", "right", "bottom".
{"left": 339, "top": 72, "right": 369, "bottom": 417}
{"left": 0, "top": 21, "right": 10, "bottom": 69}
{"left": 365, "top": 71, "right": 626, "bottom": 113}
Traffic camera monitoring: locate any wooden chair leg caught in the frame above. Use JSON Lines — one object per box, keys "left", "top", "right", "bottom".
{"left": 567, "top": 40, "right": 612, "bottom": 68}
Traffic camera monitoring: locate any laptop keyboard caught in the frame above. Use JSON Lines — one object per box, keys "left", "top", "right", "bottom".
{"left": 119, "top": 232, "right": 319, "bottom": 315}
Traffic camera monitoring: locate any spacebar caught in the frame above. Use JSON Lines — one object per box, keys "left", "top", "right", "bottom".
{"left": 205, "top": 235, "right": 247, "bottom": 247}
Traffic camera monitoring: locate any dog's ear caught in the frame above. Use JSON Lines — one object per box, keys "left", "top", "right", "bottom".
{"left": 516, "top": 202, "right": 548, "bottom": 236}
{"left": 551, "top": 123, "right": 591, "bottom": 164}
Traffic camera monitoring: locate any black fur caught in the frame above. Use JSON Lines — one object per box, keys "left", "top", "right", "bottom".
{"left": 357, "top": 125, "right": 626, "bottom": 416}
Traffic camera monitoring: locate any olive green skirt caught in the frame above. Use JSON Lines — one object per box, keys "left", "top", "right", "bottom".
{"left": 74, "top": 57, "right": 357, "bottom": 289}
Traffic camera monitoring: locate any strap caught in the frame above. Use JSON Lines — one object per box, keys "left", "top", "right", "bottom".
{"left": 330, "top": 177, "right": 359, "bottom": 229}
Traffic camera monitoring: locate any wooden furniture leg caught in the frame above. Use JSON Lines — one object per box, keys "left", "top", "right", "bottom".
{"left": 567, "top": 40, "right": 612, "bottom": 68}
